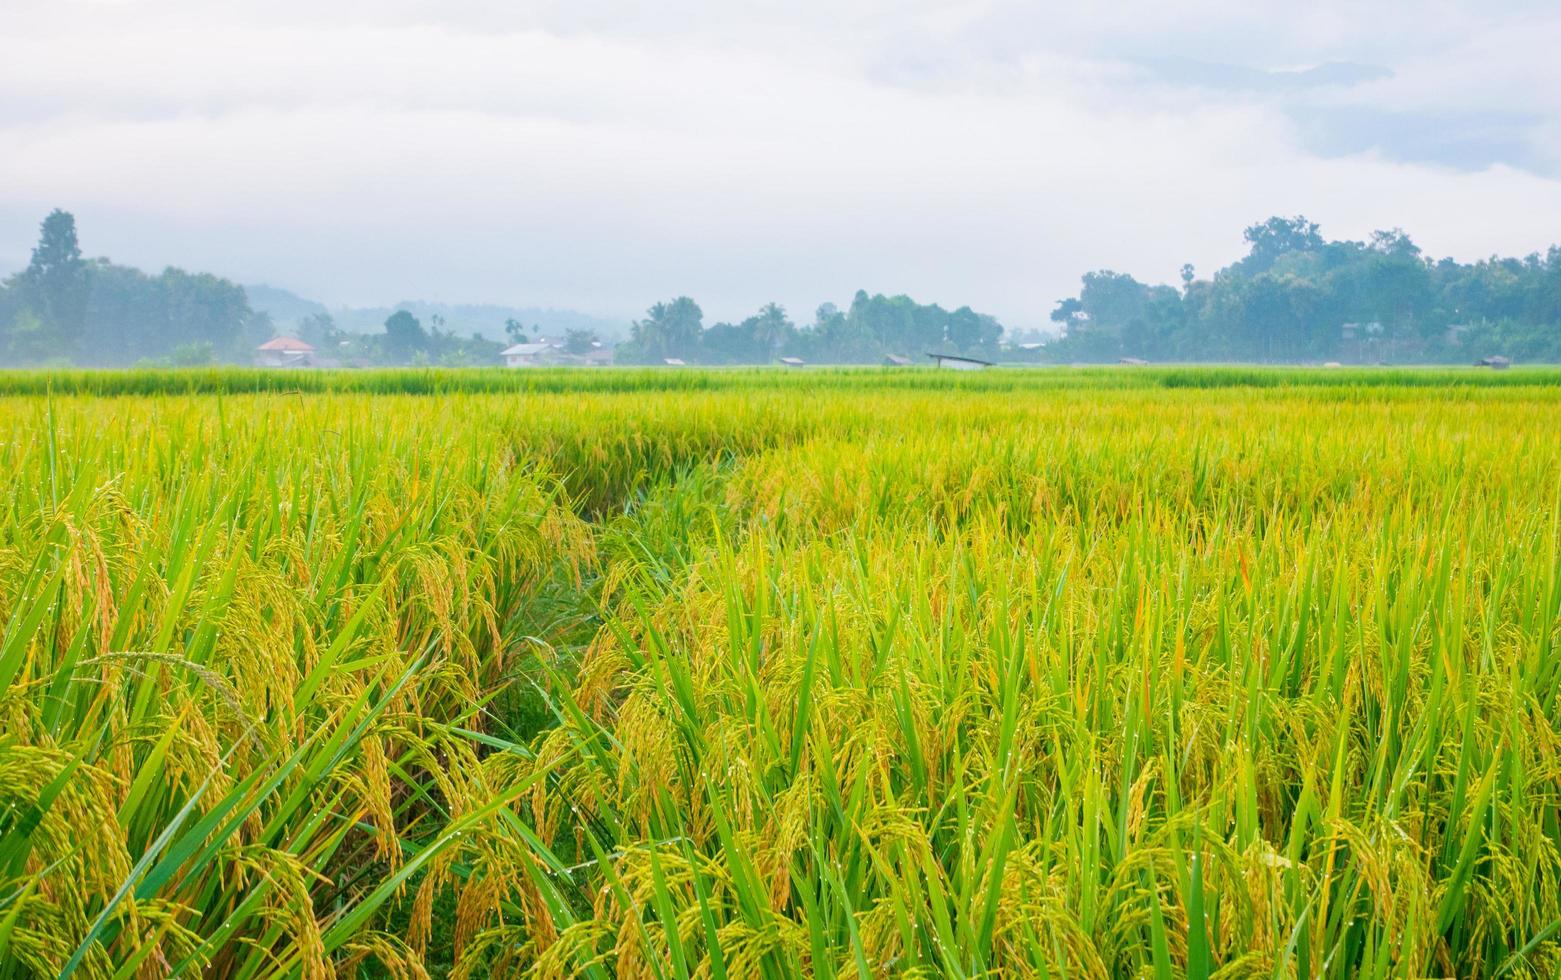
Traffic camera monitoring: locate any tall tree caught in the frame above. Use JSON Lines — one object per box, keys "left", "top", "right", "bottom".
{"left": 627, "top": 297, "right": 703, "bottom": 361}
{"left": 159, "top": 268, "right": 253, "bottom": 357}
{"left": 1240, "top": 215, "right": 1324, "bottom": 275}
{"left": 298, "top": 311, "right": 342, "bottom": 348}
{"left": 1078, "top": 271, "right": 1151, "bottom": 331}
{"left": 946, "top": 306, "right": 991, "bottom": 351}
{"left": 744, "top": 302, "right": 795, "bottom": 358}
{"left": 383, "top": 310, "right": 428, "bottom": 362}
{"left": 19, "top": 209, "right": 89, "bottom": 356}
{"left": 1050, "top": 297, "right": 1085, "bottom": 331}
{"left": 699, "top": 322, "right": 758, "bottom": 364}
{"left": 79, "top": 259, "right": 158, "bottom": 365}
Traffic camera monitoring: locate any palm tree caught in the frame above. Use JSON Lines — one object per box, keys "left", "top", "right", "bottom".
{"left": 748, "top": 303, "right": 794, "bottom": 358}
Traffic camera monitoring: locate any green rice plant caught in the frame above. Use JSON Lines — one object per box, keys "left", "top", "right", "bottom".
{"left": 0, "top": 394, "right": 597, "bottom": 977}
{"left": 0, "top": 363, "right": 1559, "bottom": 400}
{"left": 1, "top": 372, "right": 1560, "bottom": 977}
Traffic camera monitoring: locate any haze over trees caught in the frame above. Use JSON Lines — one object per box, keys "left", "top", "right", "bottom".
{"left": 0, "top": 210, "right": 261, "bottom": 366}
{"left": 615, "top": 291, "right": 1004, "bottom": 364}
{"left": 4, "top": 209, "right": 1561, "bottom": 366}
{"left": 1043, "top": 215, "right": 1561, "bottom": 363}
{"left": 0, "top": 212, "right": 504, "bottom": 367}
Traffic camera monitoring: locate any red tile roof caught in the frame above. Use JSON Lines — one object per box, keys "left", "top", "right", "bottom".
{"left": 256, "top": 336, "right": 315, "bottom": 352}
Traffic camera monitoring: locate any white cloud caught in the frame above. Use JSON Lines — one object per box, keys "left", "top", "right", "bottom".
{"left": 1, "top": 0, "right": 1558, "bottom": 326}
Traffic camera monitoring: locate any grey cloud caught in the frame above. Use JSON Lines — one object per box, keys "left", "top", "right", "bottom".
{"left": 1120, "top": 54, "right": 1555, "bottom": 175}
{"left": 1134, "top": 58, "right": 1393, "bottom": 93}
{"left": 1288, "top": 105, "right": 1552, "bottom": 175}
{"left": 2, "top": 1, "right": 1560, "bottom": 325}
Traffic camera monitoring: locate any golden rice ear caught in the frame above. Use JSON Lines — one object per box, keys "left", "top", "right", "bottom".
{"left": 2, "top": 370, "right": 1556, "bottom": 978}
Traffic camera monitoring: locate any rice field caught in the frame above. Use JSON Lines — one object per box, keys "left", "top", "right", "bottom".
{"left": 2, "top": 367, "right": 1560, "bottom": 978}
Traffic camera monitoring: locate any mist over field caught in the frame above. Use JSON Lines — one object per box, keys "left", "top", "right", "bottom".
{"left": 3, "top": 0, "right": 1561, "bottom": 366}
{"left": 6, "top": 6, "right": 1561, "bottom": 980}
{"left": 2, "top": 208, "right": 1558, "bottom": 368}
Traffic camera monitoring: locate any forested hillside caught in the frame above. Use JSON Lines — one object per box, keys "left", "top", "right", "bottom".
{"left": 1043, "top": 216, "right": 1561, "bottom": 363}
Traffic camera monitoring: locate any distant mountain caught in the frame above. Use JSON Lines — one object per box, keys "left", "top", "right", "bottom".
{"left": 244, "top": 284, "right": 328, "bottom": 324}
{"left": 245, "top": 285, "right": 629, "bottom": 341}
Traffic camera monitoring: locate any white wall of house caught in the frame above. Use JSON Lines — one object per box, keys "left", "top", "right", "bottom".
{"left": 256, "top": 350, "right": 312, "bottom": 367}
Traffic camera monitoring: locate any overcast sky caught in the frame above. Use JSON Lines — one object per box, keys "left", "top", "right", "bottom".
{"left": 3, "top": 1, "right": 1559, "bottom": 328}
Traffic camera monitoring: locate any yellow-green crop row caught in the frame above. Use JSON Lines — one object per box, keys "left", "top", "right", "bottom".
{"left": 2, "top": 372, "right": 1560, "bottom": 978}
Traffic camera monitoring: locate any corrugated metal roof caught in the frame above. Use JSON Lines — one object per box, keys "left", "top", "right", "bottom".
{"left": 925, "top": 352, "right": 992, "bottom": 366}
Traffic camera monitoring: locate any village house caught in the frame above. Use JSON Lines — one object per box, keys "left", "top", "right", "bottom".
{"left": 255, "top": 336, "right": 317, "bottom": 367}
{"left": 501, "top": 342, "right": 553, "bottom": 367}
{"left": 503, "top": 338, "right": 614, "bottom": 367}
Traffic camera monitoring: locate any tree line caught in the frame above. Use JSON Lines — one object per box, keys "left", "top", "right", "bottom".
{"left": 5, "top": 209, "right": 1560, "bottom": 367}
{"left": 615, "top": 293, "right": 1003, "bottom": 365}
{"left": 0, "top": 210, "right": 263, "bottom": 366}
{"left": 0, "top": 211, "right": 1008, "bottom": 368}
{"left": 0, "top": 211, "right": 510, "bottom": 367}
{"left": 1039, "top": 216, "right": 1561, "bottom": 363}
{"left": 293, "top": 308, "right": 508, "bottom": 367}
